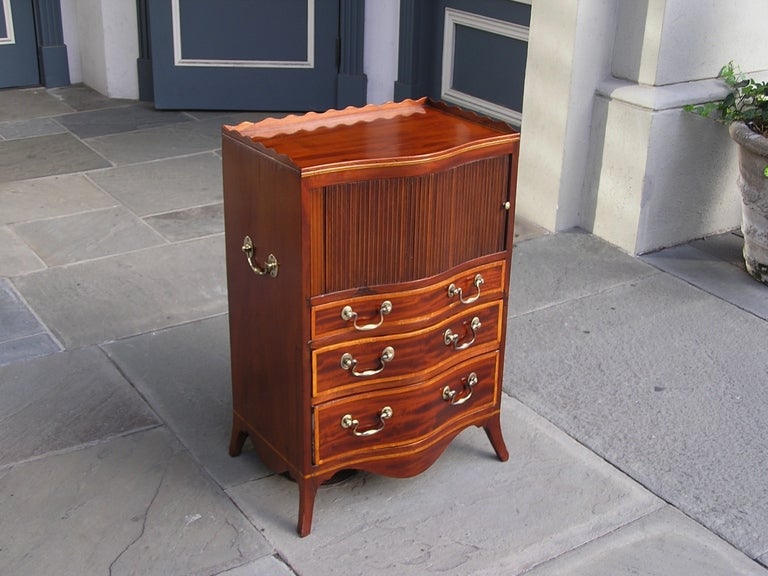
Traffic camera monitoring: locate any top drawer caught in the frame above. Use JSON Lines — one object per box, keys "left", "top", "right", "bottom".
{"left": 310, "top": 258, "right": 506, "bottom": 343}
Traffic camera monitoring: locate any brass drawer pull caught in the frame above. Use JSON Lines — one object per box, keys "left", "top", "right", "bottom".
{"left": 442, "top": 372, "right": 478, "bottom": 406}
{"left": 443, "top": 317, "right": 481, "bottom": 351}
{"left": 341, "top": 300, "right": 392, "bottom": 331}
{"left": 341, "top": 406, "right": 393, "bottom": 437}
{"left": 241, "top": 236, "right": 279, "bottom": 277}
{"left": 340, "top": 346, "right": 395, "bottom": 377}
{"left": 447, "top": 274, "right": 484, "bottom": 304}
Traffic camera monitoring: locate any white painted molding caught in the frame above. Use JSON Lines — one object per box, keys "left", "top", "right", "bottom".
{"left": 0, "top": 0, "right": 15, "bottom": 45}
{"left": 172, "top": 0, "right": 315, "bottom": 68}
{"left": 441, "top": 8, "right": 529, "bottom": 126}
{"left": 599, "top": 70, "right": 768, "bottom": 112}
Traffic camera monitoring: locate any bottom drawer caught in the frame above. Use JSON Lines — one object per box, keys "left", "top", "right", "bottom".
{"left": 313, "top": 351, "right": 500, "bottom": 465}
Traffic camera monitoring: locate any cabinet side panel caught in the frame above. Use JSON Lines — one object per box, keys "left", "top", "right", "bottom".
{"left": 222, "top": 135, "right": 307, "bottom": 472}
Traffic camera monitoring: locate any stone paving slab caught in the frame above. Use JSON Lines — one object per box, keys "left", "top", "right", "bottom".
{"left": 0, "top": 173, "right": 117, "bottom": 226}
{"left": 229, "top": 398, "right": 662, "bottom": 576}
{"left": 48, "top": 84, "right": 135, "bottom": 112}
{"left": 0, "top": 279, "right": 59, "bottom": 366}
{"left": 85, "top": 121, "right": 223, "bottom": 165}
{"left": 0, "top": 427, "right": 272, "bottom": 576}
{"left": 508, "top": 231, "right": 659, "bottom": 317}
{"left": 12, "top": 235, "right": 227, "bottom": 348}
{"left": 54, "top": 103, "right": 192, "bottom": 139}
{"left": 87, "top": 152, "right": 223, "bottom": 216}
{"left": 506, "top": 271, "right": 768, "bottom": 559}
{"left": 0, "top": 278, "right": 45, "bottom": 342}
{"left": 688, "top": 230, "right": 746, "bottom": 267}
{"left": 145, "top": 203, "right": 225, "bottom": 241}
{"left": 0, "top": 133, "right": 111, "bottom": 182}
{"left": 0, "top": 87, "right": 74, "bottom": 122}
{"left": 217, "top": 556, "right": 296, "bottom": 575}
{"left": 0, "top": 347, "right": 158, "bottom": 468}
{"left": 12, "top": 206, "right": 167, "bottom": 266}
{"left": 0, "top": 116, "right": 67, "bottom": 139}
{"left": 0, "top": 226, "right": 45, "bottom": 277}
{"left": 0, "top": 333, "right": 61, "bottom": 367}
{"left": 102, "top": 315, "right": 271, "bottom": 488}
{"left": 526, "top": 506, "right": 768, "bottom": 576}
{"left": 643, "top": 242, "right": 768, "bottom": 321}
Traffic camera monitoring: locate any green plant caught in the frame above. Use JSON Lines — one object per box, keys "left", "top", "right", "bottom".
{"left": 684, "top": 61, "right": 768, "bottom": 138}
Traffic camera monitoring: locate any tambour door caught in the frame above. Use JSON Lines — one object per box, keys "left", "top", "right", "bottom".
{"left": 315, "top": 155, "right": 511, "bottom": 295}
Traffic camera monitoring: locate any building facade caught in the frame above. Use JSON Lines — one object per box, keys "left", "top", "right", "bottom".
{"left": 4, "top": 0, "right": 768, "bottom": 254}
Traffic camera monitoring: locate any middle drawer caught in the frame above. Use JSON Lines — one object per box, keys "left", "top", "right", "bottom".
{"left": 311, "top": 300, "right": 503, "bottom": 399}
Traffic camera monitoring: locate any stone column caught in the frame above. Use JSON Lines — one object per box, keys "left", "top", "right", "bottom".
{"left": 518, "top": 0, "right": 767, "bottom": 254}
{"left": 584, "top": 0, "right": 762, "bottom": 253}
{"left": 516, "top": 0, "right": 617, "bottom": 233}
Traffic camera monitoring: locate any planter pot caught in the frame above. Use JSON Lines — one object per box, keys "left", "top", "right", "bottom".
{"left": 729, "top": 122, "right": 768, "bottom": 285}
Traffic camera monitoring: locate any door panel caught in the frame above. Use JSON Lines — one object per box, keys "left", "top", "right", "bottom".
{"left": 148, "top": 0, "right": 339, "bottom": 110}
{"left": 0, "top": 0, "right": 39, "bottom": 88}
{"left": 435, "top": 0, "right": 530, "bottom": 126}
{"left": 396, "top": 0, "right": 529, "bottom": 127}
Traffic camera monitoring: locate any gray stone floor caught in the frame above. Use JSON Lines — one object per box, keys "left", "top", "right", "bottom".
{"left": 1, "top": 85, "right": 767, "bottom": 575}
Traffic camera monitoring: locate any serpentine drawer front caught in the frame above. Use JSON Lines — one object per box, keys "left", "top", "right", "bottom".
{"left": 222, "top": 98, "right": 520, "bottom": 536}
{"left": 310, "top": 258, "right": 507, "bottom": 342}
{"left": 313, "top": 352, "right": 500, "bottom": 464}
{"left": 311, "top": 300, "right": 503, "bottom": 398}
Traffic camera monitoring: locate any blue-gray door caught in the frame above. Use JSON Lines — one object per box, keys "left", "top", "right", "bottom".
{"left": 397, "top": 0, "right": 530, "bottom": 127}
{"left": 148, "top": 0, "right": 340, "bottom": 110}
{"left": 0, "top": 0, "right": 40, "bottom": 88}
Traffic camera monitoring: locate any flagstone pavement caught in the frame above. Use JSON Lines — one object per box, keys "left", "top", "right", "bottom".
{"left": 1, "top": 85, "right": 768, "bottom": 575}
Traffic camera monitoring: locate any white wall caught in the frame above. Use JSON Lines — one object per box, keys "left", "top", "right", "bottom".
{"left": 99, "top": 0, "right": 139, "bottom": 98}
{"left": 60, "top": 0, "right": 138, "bottom": 99}
{"left": 60, "top": 0, "right": 82, "bottom": 84}
{"left": 364, "top": 0, "right": 399, "bottom": 104}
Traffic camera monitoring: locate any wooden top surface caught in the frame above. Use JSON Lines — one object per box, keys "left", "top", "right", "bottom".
{"left": 222, "top": 98, "right": 519, "bottom": 176}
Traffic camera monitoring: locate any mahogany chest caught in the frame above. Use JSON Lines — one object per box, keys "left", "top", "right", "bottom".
{"left": 222, "top": 99, "right": 520, "bottom": 536}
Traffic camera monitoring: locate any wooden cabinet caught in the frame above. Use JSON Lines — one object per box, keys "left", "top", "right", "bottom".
{"left": 222, "top": 99, "right": 520, "bottom": 536}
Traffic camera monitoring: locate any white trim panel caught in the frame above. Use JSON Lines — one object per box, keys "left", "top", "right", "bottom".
{"left": 172, "top": 0, "right": 315, "bottom": 68}
{"left": 0, "top": 0, "right": 15, "bottom": 45}
{"left": 441, "top": 8, "right": 529, "bottom": 126}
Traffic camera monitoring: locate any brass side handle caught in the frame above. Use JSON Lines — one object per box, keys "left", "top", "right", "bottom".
{"left": 442, "top": 372, "right": 478, "bottom": 405}
{"left": 340, "top": 406, "right": 393, "bottom": 437}
{"left": 443, "top": 316, "right": 481, "bottom": 351}
{"left": 447, "top": 274, "right": 484, "bottom": 305}
{"left": 341, "top": 300, "right": 392, "bottom": 331}
{"left": 340, "top": 346, "right": 395, "bottom": 377}
{"left": 241, "top": 236, "right": 279, "bottom": 278}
